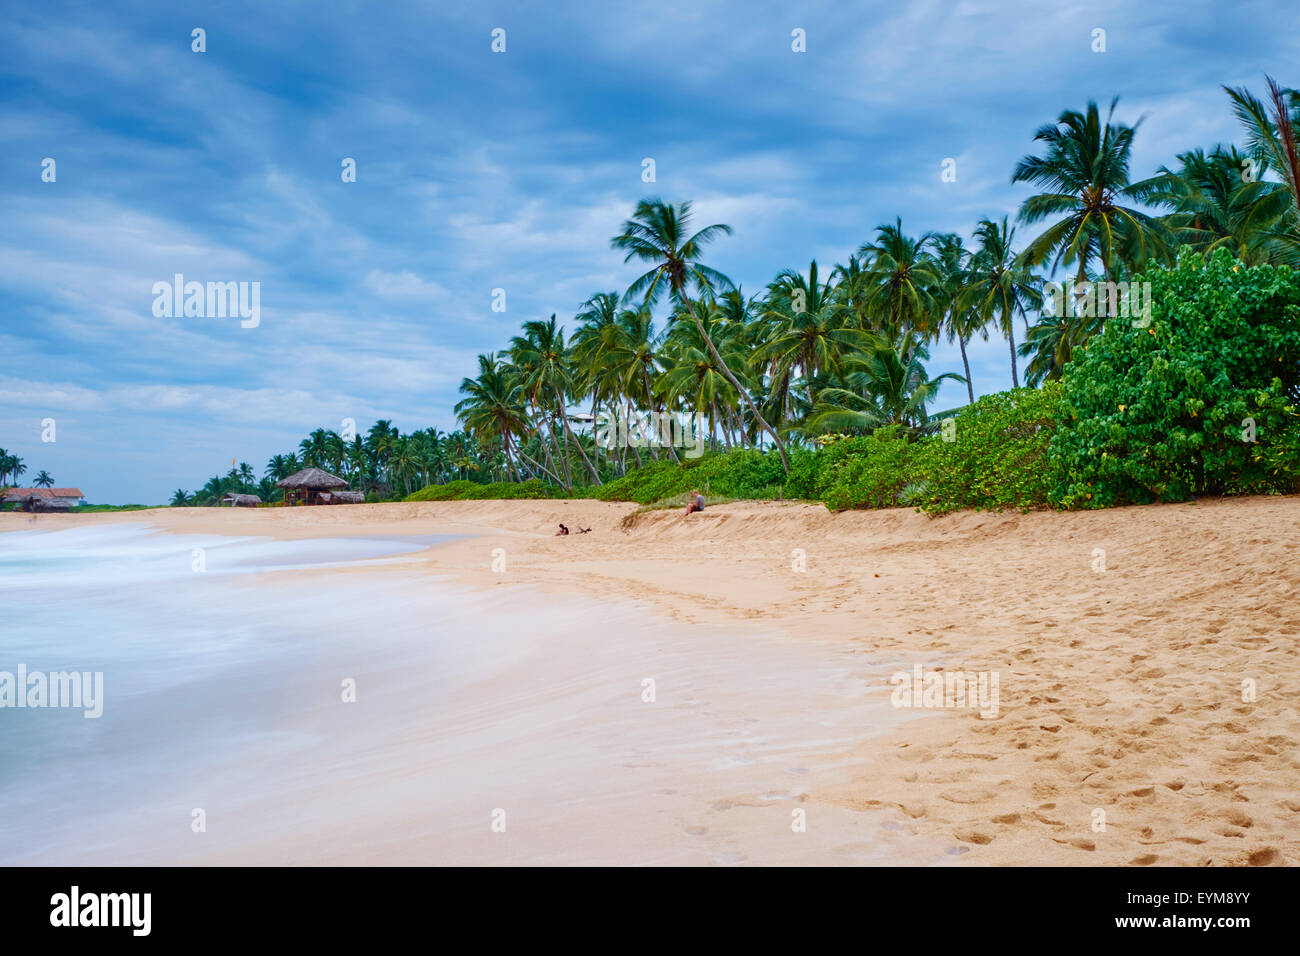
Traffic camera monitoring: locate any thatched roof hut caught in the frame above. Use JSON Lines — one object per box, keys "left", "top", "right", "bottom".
{"left": 276, "top": 467, "right": 348, "bottom": 491}
{"left": 319, "top": 490, "right": 365, "bottom": 505}
{"left": 276, "top": 467, "right": 350, "bottom": 505}
{"left": 222, "top": 493, "right": 262, "bottom": 508}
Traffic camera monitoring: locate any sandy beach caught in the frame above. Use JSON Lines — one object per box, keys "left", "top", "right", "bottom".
{"left": 3, "top": 496, "right": 1297, "bottom": 866}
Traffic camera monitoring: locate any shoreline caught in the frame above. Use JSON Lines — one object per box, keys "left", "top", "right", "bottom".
{"left": 3, "top": 495, "right": 1298, "bottom": 865}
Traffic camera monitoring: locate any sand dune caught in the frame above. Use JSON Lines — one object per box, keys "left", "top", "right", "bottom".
{"left": 5, "top": 494, "right": 1297, "bottom": 865}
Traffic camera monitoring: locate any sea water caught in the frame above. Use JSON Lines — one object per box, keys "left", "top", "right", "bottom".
{"left": 0, "top": 524, "right": 462, "bottom": 863}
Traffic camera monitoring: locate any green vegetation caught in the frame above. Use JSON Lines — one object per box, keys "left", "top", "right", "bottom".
{"left": 1048, "top": 250, "right": 1300, "bottom": 507}
{"left": 166, "top": 76, "right": 1300, "bottom": 516}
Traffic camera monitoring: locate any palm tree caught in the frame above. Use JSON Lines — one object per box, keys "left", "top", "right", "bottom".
{"left": 760, "top": 261, "right": 872, "bottom": 408}
{"left": 1013, "top": 98, "right": 1171, "bottom": 287}
{"left": 612, "top": 199, "right": 790, "bottom": 471}
{"left": 170, "top": 489, "right": 191, "bottom": 507}
{"left": 961, "top": 217, "right": 1043, "bottom": 388}
{"left": 33, "top": 470, "right": 54, "bottom": 488}
{"left": 1223, "top": 76, "right": 1300, "bottom": 265}
{"left": 1144, "top": 146, "right": 1282, "bottom": 263}
{"left": 455, "top": 353, "right": 541, "bottom": 482}
{"left": 1018, "top": 308, "right": 1095, "bottom": 385}
{"left": 929, "top": 233, "right": 984, "bottom": 405}
{"left": 802, "top": 331, "right": 963, "bottom": 436}
{"left": 509, "top": 315, "right": 601, "bottom": 486}
{"left": 857, "top": 219, "right": 942, "bottom": 338}
{"left": 660, "top": 303, "right": 751, "bottom": 449}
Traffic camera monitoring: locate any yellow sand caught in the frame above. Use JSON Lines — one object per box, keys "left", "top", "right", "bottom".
{"left": 5, "top": 495, "right": 1296, "bottom": 866}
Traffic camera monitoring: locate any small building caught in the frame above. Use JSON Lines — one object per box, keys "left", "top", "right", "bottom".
{"left": 275, "top": 467, "right": 350, "bottom": 505}
{"left": 318, "top": 491, "right": 365, "bottom": 505}
{"left": 2, "top": 487, "right": 85, "bottom": 510}
{"left": 221, "top": 493, "right": 262, "bottom": 508}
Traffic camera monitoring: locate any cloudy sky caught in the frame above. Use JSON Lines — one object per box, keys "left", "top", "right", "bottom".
{"left": 2, "top": 0, "right": 1297, "bottom": 503}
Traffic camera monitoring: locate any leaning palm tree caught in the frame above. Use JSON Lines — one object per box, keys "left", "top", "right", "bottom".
{"left": 33, "top": 470, "right": 54, "bottom": 488}
{"left": 961, "top": 217, "right": 1043, "bottom": 389}
{"left": 509, "top": 315, "right": 601, "bottom": 486}
{"left": 1013, "top": 98, "right": 1171, "bottom": 286}
{"left": 612, "top": 199, "right": 789, "bottom": 471}
{"left": 1223, "top": 75, "right": 1300, "bottom": 266}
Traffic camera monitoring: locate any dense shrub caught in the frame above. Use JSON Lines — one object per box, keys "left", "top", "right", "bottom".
{"left": 1048, "top": 250, "right": 1300, "bottom": 507}
{"left": 912, "top": 385, "right": 1062, "bottom": 514}
{"left": 404, "top": 480, "right": 480, "bottom": 501}
{"left": 405, "top": 479, "right": 553, "bottom": 502}
{"left": 819, "top": 428, "right": 916, "bottom": 511}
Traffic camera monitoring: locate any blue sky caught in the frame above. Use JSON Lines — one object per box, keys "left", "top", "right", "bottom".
{"left": 2, "top": 0, "right": 1297, "bottom": 503}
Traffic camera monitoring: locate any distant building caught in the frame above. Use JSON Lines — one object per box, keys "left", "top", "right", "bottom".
{"left": 2, "top": 487, "right": 85, "bottom": 511}
{"left": 275, "top": 468, "right": 351, "bottom": 505}
{"left": 221, "top": 493, "right": 262, "bottom": 508}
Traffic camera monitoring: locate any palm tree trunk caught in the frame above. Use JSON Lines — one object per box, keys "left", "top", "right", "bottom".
{"left": 688, "top": 302, "right": 789, "bottom": 472}
{"left": 959, "top": 335, "right": 974, "bottom": 404}
{"left": 1006, "top": 314, "right": 1019, "bottom": 389}
{"left": 554, "top": 385, "right": 602, "bottom": 485}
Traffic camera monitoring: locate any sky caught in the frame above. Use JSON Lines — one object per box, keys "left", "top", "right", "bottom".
{"left": 2, "top": 0, "right": 1298, "bottom": 503}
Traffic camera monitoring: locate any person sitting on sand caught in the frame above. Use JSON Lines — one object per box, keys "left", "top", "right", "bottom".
{"left": 555, "top": 523, "right": 569, "bottom": 536}
{"left": 684, "top": 489, "right": 705, "bottom": 516}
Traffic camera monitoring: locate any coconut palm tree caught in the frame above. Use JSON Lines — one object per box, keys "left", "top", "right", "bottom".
{"left": 856, "top": 219, "right": 942, "bottom": 338}
{"left": 961, "top": 217, "right": 1043, "bottom": 389}
{"left": 455, "top": 353, "right": 543, "bottom": 482}
{"left": 1223, "top": 75, "right": 1300, "bottom": 266}
{"left": 929, "top": 233, "right": 984, "bottom": 405}
{"left": 33, "top": 470, "right": 54, "bottom": 488}
{"left": 1018, "top": 308, "right": 1095, "bottom": 385}
{"left": 802, "top": 331, "right": 963, "bottom": 436}
{"left": 1012, "top": 98, "right": 1172, "bottom": 286}
{"left": 170, "top": 489, "right": 191, "bottom": 507}
{"left": 1144, "top": 146, "right": 1283, "bottom": 263}
{"left": 760, "top": 261, "right": 872, "bottom": 408}
{"left": 612, "top": 199, "right": 790, "bottom": 471}
{"left": 660, "top": 303, "right": 751, "bottom": 449}
{"left": 512, "top": 315, "right": 601, "bottom": 486}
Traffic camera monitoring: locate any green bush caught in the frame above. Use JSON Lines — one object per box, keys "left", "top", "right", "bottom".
{"left": 911, "top": 385, "right": 1062, "bottom": 514}
{"left": 404, "top": 480, "right": 479, "bottom": 502}
{"left": 819, "top": 427, "right": 917, "bottom": 511}
{"left": 1048, "top": 250, "right": 1300, "bottom": 507}
{"left": 405, "top": 479, "right": 554, "bottom": 502}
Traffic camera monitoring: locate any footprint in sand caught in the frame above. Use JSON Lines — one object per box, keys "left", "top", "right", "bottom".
{"left": 684, "top": 826, "right": 708, "bottom": 836}
{"left": 1131, "top": 854, "right": 1158, "bottom": 865}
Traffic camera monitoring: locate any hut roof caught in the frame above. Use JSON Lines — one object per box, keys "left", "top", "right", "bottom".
{"left": 223, "top": 493, "right": 262, "bottom": 505}
{"left": 275, "top": 467, "right": 348, "bottom": 490}
{"left": 3, "top": 487, "right": 84, "bottom": 499}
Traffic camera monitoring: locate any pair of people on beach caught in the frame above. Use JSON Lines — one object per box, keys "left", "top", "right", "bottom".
{"left": 555, "top": 523, "right": 591, "bottom": 536}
